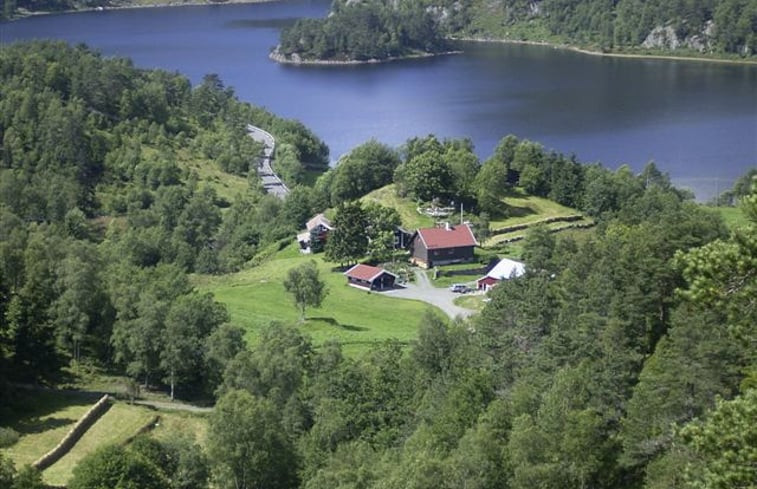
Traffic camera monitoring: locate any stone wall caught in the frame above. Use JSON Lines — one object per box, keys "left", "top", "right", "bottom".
{"left": 32, "top": 394, "right": 112, "bottom": 471}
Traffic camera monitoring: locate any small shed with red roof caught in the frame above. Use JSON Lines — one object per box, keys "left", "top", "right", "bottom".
{"left": 410, "top": 223, "right": 478, "bottom": 268}
{"left": 344, "top": 264, "right": 397, "bottom": 291}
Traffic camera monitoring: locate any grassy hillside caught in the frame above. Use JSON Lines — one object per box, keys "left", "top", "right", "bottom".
{"left": 175, "top": 148, "right": 251, "bottom": 204}
{"left": 712, "top": 205, "right": 748, "bottom": 230}
{"left": 42, "top": 403, "right": 158, "bottom": 485}
{"left": 198, "top": 243, "right": 435, "bottom": 356}
{"left": 1, "top": 392, "right": 94, "bottom": 470}
{"left": 361, "top": 184, "right": 436, "bottom": 230}
{"left": 484, "top": 190, "right": 595, "bottom": 246}
{"left": 2, "top": 390, "right": 209, "bottom": 487}
{"left": 493, "top": 190, "right": 584, "bottom": 226}
{"left": 360, "top": 184, "right": 594, "bottom": 248}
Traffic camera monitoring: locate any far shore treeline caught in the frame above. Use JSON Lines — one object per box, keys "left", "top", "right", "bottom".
{"left": 274, "top": 0, "right": 756, "bottom": 62}
{"left": 0, "top": 40, "right": 755, "bottom": 489}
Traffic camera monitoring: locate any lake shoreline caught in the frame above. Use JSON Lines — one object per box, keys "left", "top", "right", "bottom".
{"left": 269, "top": 47, "right": 462, "bottom": 66}
{"left": 452, "top": 37, "right": 757, "bottom": 66}
{"left": 6, "top": 0, "right": 276, "bottom": 20}
{"left": 8, "top": 1, "right": 755, "bottom": 66}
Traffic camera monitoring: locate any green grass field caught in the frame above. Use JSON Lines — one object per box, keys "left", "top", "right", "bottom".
{"left": 2, "top": 390, "right": 210, "bottom": 487}
{"left": 486, "top": 219, "right": 594, "bottom": 246}
{"left": 150, "top": 410, "right": 208, "bottom": 447}
{"left": 491, "top": 190, "right": 584, "bottom": 227}
{"left": 199, "top": 244, "right": 437, "bottom": 356}
{"left": 361, "top": 185, "right": 591, "bottom": 245}
{"left": 1, "top": 391, "right": 94, "bottom": 470}
{"left": 453, "top": 294, "right": 488, "bottom": 312}
{"left": 361, "top": 185, "right": 436, "bottom": 230}
{"left": 432, "top": 273, "right": 481, "bottom": 288}
{"left": 42, "top": 403, "right": 158, "bottom": 486}
{"left": 482, "top": 190, "right": 593, "bottom": 246}
{"left": 175, "top": 148, "right": 251, "bottom": 204}
{"left": 712, "top": 206, "right": 748, "bottom": 230}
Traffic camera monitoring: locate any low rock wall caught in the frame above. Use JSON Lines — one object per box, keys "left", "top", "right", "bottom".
{"left": 491, "top": 220, "right": 596, "bottom": 245}
{"left": 32, "top": 394, "right": 112, "bottom": 471}
{"left": 122, "top": 415, "right": 161, "bottom": 446}
{"left": 490, "top": 215, "right": 584, "bottom": 236}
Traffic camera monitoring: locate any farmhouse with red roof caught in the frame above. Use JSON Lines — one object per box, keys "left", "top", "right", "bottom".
{"left": 344, "top": 264, "right": 397, "bottom": 291}
{"left": 410, "top": 223, "right": 478, "bottom": 268}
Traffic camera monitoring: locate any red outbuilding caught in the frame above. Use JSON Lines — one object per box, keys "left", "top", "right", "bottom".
{"left": 344, "top": 264, "right": 397, "bottom": 291}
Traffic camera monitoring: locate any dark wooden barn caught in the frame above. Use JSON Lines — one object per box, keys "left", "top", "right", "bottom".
{"left": 410, "top": 223, "right": 477, "bottom": 268}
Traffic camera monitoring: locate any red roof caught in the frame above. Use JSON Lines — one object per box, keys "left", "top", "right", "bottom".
{"left": 416, "top": 224, "right": 477, "bottom": 250}
{"left": 343, "top": 264, "right": 396, "bottom": 282}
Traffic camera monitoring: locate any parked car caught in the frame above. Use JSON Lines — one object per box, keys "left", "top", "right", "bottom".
{"left": 450, "top": 283, "right": 469, "bottom": 293}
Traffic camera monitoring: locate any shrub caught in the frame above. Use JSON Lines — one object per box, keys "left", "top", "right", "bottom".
{"left": 0, "top": 427, "right": 20, "bottom": 448}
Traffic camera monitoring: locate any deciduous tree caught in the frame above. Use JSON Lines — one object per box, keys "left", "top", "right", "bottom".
{"left": 283, "top": 261, "right": 327, "bottom": 320}
{"left": 208, "top": 390, "right": 298, "bottom": 489}
{"left": 160, "top": 292, "right": 229, "bottom": 400}
{"left": 69, "top": 444, "right": 168, "bottom": 489}
{"left": 324, "top": 201, "right": 368, "bottom": 265}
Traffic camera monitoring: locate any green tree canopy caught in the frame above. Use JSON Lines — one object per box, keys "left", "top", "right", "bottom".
{"left": 329, "top": 139, "right": 401, "bottom": 204}
{"left": 208, "top": 389, "right": 299, "bottom": 489}
{"left": 324, "top": 201, "right": 369, "bottom": 265}
{"left": 282, "top": 261, "right": 328, "bottom": 320}
{"left": 69, "top": 444, "right": 168, "bottom": 489}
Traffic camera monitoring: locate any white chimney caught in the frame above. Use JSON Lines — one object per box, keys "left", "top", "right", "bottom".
{"left": 445, "top": 222, "right": 451, "bottom": 231}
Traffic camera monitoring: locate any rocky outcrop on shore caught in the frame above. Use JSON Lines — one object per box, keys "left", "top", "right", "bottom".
{"left": 641, "top": 22, "right": 716, "bottom": 52}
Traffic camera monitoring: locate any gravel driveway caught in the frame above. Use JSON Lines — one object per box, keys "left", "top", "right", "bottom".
{"left": 382, "top": 270, "right": 477, "bottom": 319}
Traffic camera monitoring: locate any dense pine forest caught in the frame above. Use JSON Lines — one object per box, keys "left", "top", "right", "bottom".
{"left": 276, "top": 0, "right": 756, "bottom": 61}
{"left": 1, "top": 41, "right": 756, "bottom": 489}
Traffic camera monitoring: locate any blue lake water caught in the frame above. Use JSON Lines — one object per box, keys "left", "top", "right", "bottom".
{"left": 2, "top": 0, "right": 756, "bottom": 199}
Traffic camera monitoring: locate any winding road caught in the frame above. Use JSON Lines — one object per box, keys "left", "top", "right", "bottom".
{"left": 247, "top": 124, "right": 289, "bottom": 199}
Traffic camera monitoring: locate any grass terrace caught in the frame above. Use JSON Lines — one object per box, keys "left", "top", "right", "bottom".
{"left": 1, "top": 389, "right": 210, "bottom": 487}
{"left": 491, "top": 190, "right": 586, "bottom": 227}
{"left": 42, "top": 403, "right": 158, "bottom": 486}
{"left": 1, "top": 391, "right": 95, "bottom": 471}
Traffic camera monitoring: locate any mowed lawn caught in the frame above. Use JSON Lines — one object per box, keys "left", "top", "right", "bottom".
{"left": 43, "top": 403, "right": 158, "bottom": 486}
{"left": 2, "top": 392, "right": 94, "bottom": 470}
{"left": 491, "top": 191, "right": 585, "bottom": 229}
{"left": 200, "top": 246, "right": 436, "bottom": 355}
{"left": 150, "top": 410, "right": 208, "bottom": 447}
{"left": 3, "top": 390, "right": 210, "bottom": 487}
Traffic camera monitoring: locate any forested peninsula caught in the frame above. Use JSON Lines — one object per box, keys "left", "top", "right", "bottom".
{"left": 274, "top": 0, "right": 452, "bottom": 64}
{"left": 274, "top": 0, "right": 756, "bottom": 63}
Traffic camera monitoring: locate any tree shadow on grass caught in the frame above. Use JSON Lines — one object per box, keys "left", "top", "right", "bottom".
{"left": 15, "top": 416, "right": 77, "bottom": 435}
{"left": 308, "top": 316, "right": 368, "bottom": 332}
{"left": 4, "top": 390, "right": 96, "bottom": 427}
{"left": 504, "top": 203, "right": 536, "bottom": 218}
